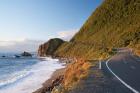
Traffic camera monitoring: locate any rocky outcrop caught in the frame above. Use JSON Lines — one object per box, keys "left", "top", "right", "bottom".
{"left": 21, "top": 51, "right": 32, "bottom": 57}
{"left": 38, "top": 38, "right": 65, "bottom": 57}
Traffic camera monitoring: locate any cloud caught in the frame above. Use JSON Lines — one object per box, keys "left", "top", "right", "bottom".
{"left": 0, "top": 41, "right": 15, "bottom": 46}
{"left": 0, "top": 29, "right": 79, "bottom": 53}
{"left": 57, "top": 29, "right": 78, "bottom": 41}
{"left": 0, "top": 39, "right": 44, "bottom": 53}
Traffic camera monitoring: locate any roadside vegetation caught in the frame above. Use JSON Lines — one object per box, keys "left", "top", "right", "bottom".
{"left": 51, "top": 59, "right": 92, "bottom": 93}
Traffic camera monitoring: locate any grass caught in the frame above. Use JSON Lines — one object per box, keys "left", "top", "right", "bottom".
{"left": 63, "top": 59, "right": 91, "bottom": 87}
{"left": 51, "top": 59, "right": 92, "bottom": 93}
{"left": 133, "top": 44, "right": 140, "bottom": 56}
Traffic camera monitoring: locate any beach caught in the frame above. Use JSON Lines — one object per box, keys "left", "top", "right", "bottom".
{"left": 33, "top": 68, "right": 65, "bottom": 93}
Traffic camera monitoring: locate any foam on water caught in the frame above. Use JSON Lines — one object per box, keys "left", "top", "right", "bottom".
{"left": 0, "top": 69, "right": 30, "bottom": 87}
{"left": 0, "top": 57, "right": 65, "bottom": 93}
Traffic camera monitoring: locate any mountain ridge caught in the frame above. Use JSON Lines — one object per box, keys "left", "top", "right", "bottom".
{"left": 54, "top": 0, "right": 140, "bottom": 59}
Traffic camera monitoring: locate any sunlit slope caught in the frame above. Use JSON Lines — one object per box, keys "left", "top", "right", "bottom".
{"left": 55, "top": 0, "right": 140, "bottom": 59}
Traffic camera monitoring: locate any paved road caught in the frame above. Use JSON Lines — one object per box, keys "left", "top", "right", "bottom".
{"left": 106, "top": 48, "right": 140, "bottom": 93}
{"left": 70, "top": 60, "right": 132, "bottom": 93}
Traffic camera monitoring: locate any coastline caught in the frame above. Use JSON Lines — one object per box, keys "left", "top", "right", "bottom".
{"left": 0, "top": 57, "right": 65, "bottom": 93}
{"left": 33, "top": 68, "right": 65, "bottom": 93}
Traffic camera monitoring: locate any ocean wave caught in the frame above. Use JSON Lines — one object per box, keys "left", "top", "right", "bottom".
{"left": 0, "top": 69, "right": 31, "bottom": 88}
{"left": 0, "top": 57, "right": 65, "bottom": 93}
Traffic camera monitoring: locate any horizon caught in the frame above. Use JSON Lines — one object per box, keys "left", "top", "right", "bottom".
{"left": 0, "top": 0, "right": 103, "bottom": 52}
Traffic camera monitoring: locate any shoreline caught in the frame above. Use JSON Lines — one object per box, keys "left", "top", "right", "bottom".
{"left": 33, "top": 68, "right": 65, "bottom": 93}
{"left": 0, "top": 57, "right": 66, "bottom": 93}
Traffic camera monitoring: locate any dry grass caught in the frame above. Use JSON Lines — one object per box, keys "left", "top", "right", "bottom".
{"left": 133, "top": 44, "right": 140, "bottom": 56}
{"left": 62, "top": 59, "right": 91, "bottom": 90}
{"left": 135, "top": 50, "right": 140, "bottom": 56}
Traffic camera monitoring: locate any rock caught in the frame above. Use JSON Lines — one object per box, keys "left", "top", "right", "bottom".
{"left": 51, "top": 85, "right": 63, "bottom": 93}
{"left": 38, "top": 38, "right": 65, "bottom": 57}
{"left": 14, "top": 55, "right": 21, "bottom": 58}
{"left": 2, "top": 55, "right": 6, "bottom": 58}
{"left": 21, "top": 51, "right": 32, "bottom": 57}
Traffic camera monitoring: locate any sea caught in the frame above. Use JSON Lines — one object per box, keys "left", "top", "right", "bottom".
{"left": 0, "top": 53, "right": 65, "bottom": 93}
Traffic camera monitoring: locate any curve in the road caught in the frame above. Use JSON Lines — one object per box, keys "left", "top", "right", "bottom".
{"left": 106, "top": 58, "right": 139, "bottom": 93}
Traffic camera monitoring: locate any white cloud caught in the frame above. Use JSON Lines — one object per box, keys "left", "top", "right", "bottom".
{"left": 0, "top": 29, "right": 79, "bottom": 53}
{"left": 57, "top": 29, "right": 78, "bottom": 41}
{"left": 0, "top": 41, "right": 15, "bottom": 46}
{"left": 0, "top": 39, "right": 44, "bottom": 53}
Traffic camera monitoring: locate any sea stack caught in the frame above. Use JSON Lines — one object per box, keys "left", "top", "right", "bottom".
{"left": 21, "top": 51, "right": 32, "bottom": 57}
{"left": 38, "top": 38, "right": 65, "bottom": 57}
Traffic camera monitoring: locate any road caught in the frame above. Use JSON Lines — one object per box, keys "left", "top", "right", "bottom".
{"left": 105, "top": 48, "right": 140, "bottom": 93}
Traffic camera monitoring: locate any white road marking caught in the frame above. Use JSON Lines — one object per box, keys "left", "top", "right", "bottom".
{"left": 106, "top": 58, "right": 139, "bottom": 93}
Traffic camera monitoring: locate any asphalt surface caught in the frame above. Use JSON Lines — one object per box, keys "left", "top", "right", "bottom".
{"left": 69, "top": 60, "right": 132, "bottom": 93}
{"left": 106, "top": 48, "right": 140, "bottom": 93}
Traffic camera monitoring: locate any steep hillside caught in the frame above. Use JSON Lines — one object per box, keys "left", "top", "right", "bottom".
{"left": 38, "top": 38, "right": 65, "bottom": 56}
{"left": 55, "top": 0, "right": 140, "bottom": 60}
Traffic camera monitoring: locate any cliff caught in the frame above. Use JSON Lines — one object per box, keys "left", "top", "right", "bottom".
{"left": 55, "top": 0, "right": 140, "bottom": 60}
{"left": 38, "top": 38, "right": 65, "bottom": 56}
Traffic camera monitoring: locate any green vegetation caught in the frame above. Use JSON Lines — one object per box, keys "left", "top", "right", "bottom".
{"left": 38, "top": 38, "right": 65, "bottom": 56}
{"left": 55, "top": 0, "right": 140, "bottom": 60}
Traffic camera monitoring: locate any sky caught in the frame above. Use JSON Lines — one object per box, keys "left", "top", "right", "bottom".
{"left": 0, "top": 0, "right": 102, "bottom": 52}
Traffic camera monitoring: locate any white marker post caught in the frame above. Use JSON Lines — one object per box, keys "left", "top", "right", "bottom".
{"left": 99, "top": 60, "right": 102, "bottom": 69}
